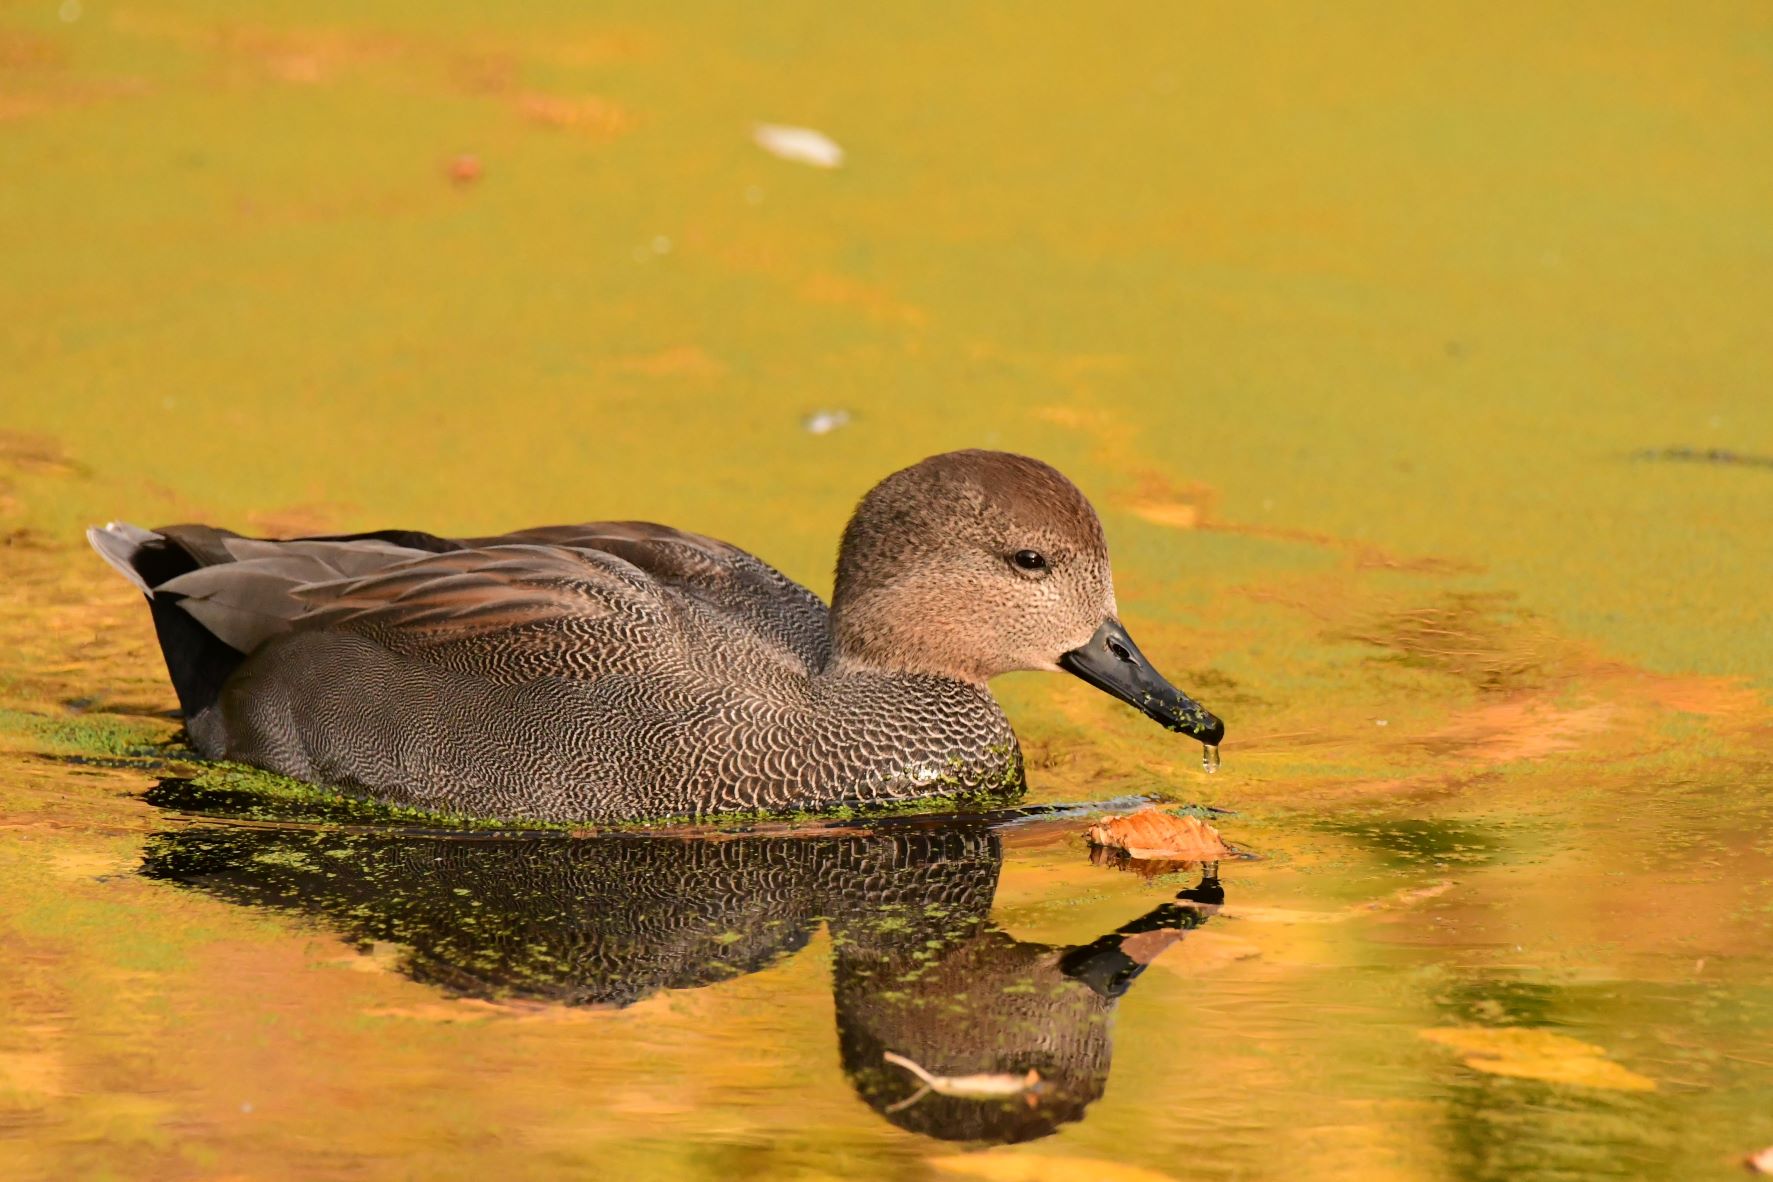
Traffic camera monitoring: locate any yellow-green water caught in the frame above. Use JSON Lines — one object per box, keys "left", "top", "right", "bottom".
{"left": 3, "top": 2, "right": 1771, "bottom": 1178}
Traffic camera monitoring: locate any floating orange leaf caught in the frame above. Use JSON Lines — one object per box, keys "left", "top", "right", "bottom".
{"left": 1085, "top": 807, "right": 1232, "bottom": 860}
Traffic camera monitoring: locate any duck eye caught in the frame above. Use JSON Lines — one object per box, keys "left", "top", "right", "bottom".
{"left": 1011, "top": 549, "right": 1048, "bottom": 573}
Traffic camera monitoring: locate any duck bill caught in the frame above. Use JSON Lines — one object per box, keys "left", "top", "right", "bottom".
{"left": 1059, "top": 619, "right": 1225, "bottom": 744}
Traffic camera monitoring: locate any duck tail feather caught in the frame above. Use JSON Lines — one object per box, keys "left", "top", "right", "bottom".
{"left": 88, "top": 521, "right": 248, "bottom": 725}
{"left": 86, "top": 522, "right": 161, "bottom": 596}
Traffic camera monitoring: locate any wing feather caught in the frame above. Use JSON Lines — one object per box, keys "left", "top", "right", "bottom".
{"left": 295, "top": 545, "right": 634, "bottom": 640}
{"left": 462, "top": 522, "right": 831, "bottom": 669}
{"left": 138, "top": 520, "right": 829, "bottom": 685}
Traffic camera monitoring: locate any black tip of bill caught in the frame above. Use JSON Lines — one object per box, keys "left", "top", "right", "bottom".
{"left": 1059, "top": 619, "right": 1225, "bottom": 746}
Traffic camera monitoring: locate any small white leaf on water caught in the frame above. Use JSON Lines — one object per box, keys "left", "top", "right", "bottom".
{"left": 753, "top": 124, "right": 845, "bottom": 169}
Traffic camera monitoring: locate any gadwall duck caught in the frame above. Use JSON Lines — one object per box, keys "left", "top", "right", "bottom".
{"left": 90, "top": 450, "right": 1224, "bottom": 823}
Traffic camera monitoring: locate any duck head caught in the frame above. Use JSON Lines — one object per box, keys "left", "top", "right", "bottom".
{"left": 830, "top": 450, "right": 1225, "bottom": 745}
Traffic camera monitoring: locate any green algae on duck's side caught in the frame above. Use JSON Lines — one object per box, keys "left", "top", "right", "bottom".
{"left": 133, "top": 741, "right": 1031, "bottom": 836}
{"left": 142, "top": 765, "right": 531, "bottom": 831}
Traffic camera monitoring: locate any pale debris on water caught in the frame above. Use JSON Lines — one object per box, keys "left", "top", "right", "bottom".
{"left": 802, "top": 409, "right": 851, "bottom": 435}
{"left": 882, "top": 1050, "right": 1045, "bottom": 1114}
{"left": 753, "top": 123, "right": 845, "bottom": 169}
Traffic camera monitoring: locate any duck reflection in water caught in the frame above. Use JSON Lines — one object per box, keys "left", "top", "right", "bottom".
{"left": 140, "top": 805, "right": 1224, "bottom": 1144}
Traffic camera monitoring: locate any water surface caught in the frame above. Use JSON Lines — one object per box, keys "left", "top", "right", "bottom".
{"left": 2, "top": 2, "right": 1770, "bottom": 1178}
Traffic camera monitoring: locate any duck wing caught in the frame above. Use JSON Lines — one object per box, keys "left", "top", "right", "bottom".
{"left": 94, "top": 520, "right": 830, "bottom": 722}
{"left": 282, "top": 536, "right": 825, "bottom": 685}
{"left": 123, "top": 520, "right": 830, "bottom": 669}
{"left": 454, "top": 521, "right": 831, "bottom": 671}
{"left": 87, "top": 526, "right": 435, "bottom": 660}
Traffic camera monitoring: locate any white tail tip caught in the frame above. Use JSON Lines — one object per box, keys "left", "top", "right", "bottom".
{"left": 87, "top": 521, "right": 160, "bottom": 595}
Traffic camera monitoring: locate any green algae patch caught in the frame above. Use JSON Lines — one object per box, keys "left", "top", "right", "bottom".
{"left": 146, "top": 763, "right": 566, "bottom": 832}
{"left": 0, "top": 708, "right": 171, "bottom": 761}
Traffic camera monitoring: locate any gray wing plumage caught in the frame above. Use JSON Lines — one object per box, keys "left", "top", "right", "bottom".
{"left": 284, "top": 527, "right": 831, "bottom": 683}
{"left": 99, "top": 519, "right": 832, "bottom": 679}
{"left": 460, "top": 522, "right": 831, "bottom": 670}
{"left": 157, "top": 536, "right": 434, "bottom": 656}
